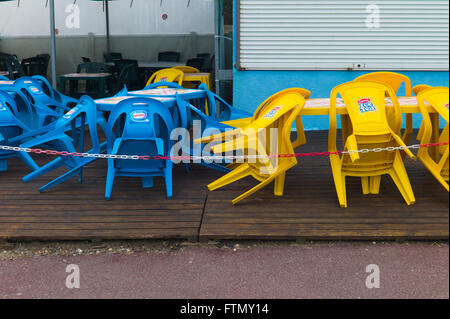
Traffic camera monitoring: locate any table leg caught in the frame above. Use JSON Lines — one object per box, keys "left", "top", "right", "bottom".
{"left": 60, "top": 78, "right": 66, "bottom": 95}
{"left": 99, "top": 78, "right": 107, "bottom": 98}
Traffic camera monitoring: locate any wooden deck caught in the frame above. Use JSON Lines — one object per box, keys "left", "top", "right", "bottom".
{"left": 0, "top": 131, "right": 448, "bottom": 241}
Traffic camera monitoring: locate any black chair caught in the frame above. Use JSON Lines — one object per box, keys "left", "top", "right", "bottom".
{"left": 36, "top": 53, "right": 50, "bottom": 75}
{"left": 81, "top": 57, "right": 91, "bottom": 63}
{"left": 4, "top": 55, "right": 25, "bottom": 79}
{"left": 111, "top": 64, "right": 134, "bottom": 95}
{"left": 197, "top": 53, "right": 211, "bottom": 59}
{"left": 200, "top": 54, "right": 214, "bottom": 73}
{"left": 113, "top": 59, "right": 143, "bottom": 90}
{"left": 158, "top": 51, "right": 181, "bottom": 62}
{"left": 186, "top": 57, "right": 206, "bottom": 70}
{"left": 21, "top": 56, "right": 48, "bottom": 77}
{"left": 103, "top": 52, "right": 123, "bottom": 63}
{"left": 74, "top": 62, "right": 112, "bottom": 97}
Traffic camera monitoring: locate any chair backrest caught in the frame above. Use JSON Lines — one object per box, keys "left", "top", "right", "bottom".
{"left": 103, "top": 52, "right": 123, "bottom": 63}
{"left": 186, "top": 57, "right": 206, "bottom": 70}
{"left": 77, "top": 62, "right": 111, "bottom": 73}
{"left": 81, "top": 57, "right": 91, "bottom": 63}
{"left": 330, "top": 81, "right": 401, "bottom": 137}
{"left": 146, "top": 68, "right": 184, "bottom": 87}
{"left": 105, "top": 97, "right": 174, "bottom": 171}
{"left": 354, "top": 72, "right": 412, "bottom": 96}
{"left": 251, "top": 88, "right": 311, "bottom": 121}
{"left": 198, "top": 83, "right": 235, "bottom": 121}
{"left": 158, "top": 51, "right": 181, "bottom": 62}
{"left": 172, "top": 66, "right": 200, "bottom": 74}
{"left": 5, "top": 55, "right": 25, "bottom": 79}
{"left": 114, "top": 59, "right": 141, "bottom": 89}
{"left": 417, "top": 87, "right": 449, "bottom": 121}
{"left": 0, "top": 90, "right": 30, "bottom": 146}
{"left": 413, "top": 84, "right": 432, "bottom": 96}
{"left": 21, "top": 56, "right": 48, "bottom": 77}
{"left": 0, "top": 86, "right": 37, "bottom": 128}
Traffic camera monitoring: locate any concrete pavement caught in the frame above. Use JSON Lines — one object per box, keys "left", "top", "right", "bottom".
{"left": 0, "top": 242, "right": 448, "bottom": 299}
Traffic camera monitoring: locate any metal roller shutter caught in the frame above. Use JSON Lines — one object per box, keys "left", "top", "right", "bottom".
{"left": 237, "top": 0, "right": 449, "bottom": 70}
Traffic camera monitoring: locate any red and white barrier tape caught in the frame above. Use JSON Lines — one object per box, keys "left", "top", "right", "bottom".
{"left": 0, "top": 142, "right": 447, "bottom": 162}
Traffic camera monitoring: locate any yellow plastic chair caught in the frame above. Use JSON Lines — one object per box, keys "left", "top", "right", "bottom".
{"left": 222, "top": 88, "right": 311, "bottom": 149}
{"left": 328, "top": 81, "right": 416, "bottom": 208}
{"left": 195, "top": 90, "right": 306, "bottom": 204}
{"left": 354, "top": 72, "right": 414, "bottom": 146}
{"left": 172, "top": 66, "right": 200, "bottom": 73}
{"left": 413, "top": 84, "right": 432, "bottom": 142}
{"left": 145, "top": 68, "right": 184, "bottom": 87}
{"left": 416, "top": 87, "right": 449, "bottom": 191}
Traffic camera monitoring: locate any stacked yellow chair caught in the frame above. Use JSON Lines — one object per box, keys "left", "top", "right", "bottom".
{"left": 172, "top": 66, "right": 201, "bottom": 89}
{"left": 196, "top": 89, "right": 307, "bottom": 204}
{"left": 328, "top": 81, "right": 416, "bottom": 208}
{"left": 354, "top": 72, "right": 414, "bottom": 146}
{"left": 222, "top": 88, "right": 311, "bottom": 149}
{"left": 145, "top": 68, "right": 184, "bottom": 87}
{"left": 416, "top": 87, "right": 449, "bottom": 191}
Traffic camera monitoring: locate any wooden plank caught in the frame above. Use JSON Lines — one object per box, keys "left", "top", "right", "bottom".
{"left": 200, "top": 130, "right": 449, "bottom": 241}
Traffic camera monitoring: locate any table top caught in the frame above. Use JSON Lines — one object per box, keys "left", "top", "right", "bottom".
{"left": 61, "top": 73, "right": 111, "bottom": 78}
{"left": 0, "top": 80, "right": 14, "bottom": 86}
{"left": 95, "top": 95, "right": 176, "bottom": 112}
{"left": 105, "top": 61, "right": 185, "bottom": 68}
{"left": 128, "top": 88, "right": 203, "bottom": 97}
{"left": 301, "top": 96, "right": 433, "bottom": 115}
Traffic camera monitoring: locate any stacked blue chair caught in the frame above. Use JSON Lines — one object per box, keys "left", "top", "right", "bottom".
{"left": 31, "top": 75, "right": 78, "bottom": 108}
{"left": 175, "top": 94, "right": 233, "bottom": 173}
{"left": 105, "top": 97, "right": 174, "bottom": 200}
{"left": 14, "top": 77, "right": 72, "bottom": 128}
{"left": 198, "top": 83, "right": 252, "bottom": 121}
{"left": 0, "top": 75, "right": 9, "bottom": 81}
{"left": 0, "top": 90, "right": 39, "bottom": 172}
{"left": 21, "top": 96, "right": 100, "bottom": 192}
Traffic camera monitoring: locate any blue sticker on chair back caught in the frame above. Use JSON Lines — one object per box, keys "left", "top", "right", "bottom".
{"left": 130, "top": 110, "right": 149, "bottom": 123}
{"left": 358, "top": 98, "right": 377, "bottom": 114}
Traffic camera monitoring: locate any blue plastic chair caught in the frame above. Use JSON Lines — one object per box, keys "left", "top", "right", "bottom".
{"left": 143, "top": 82, "right": 184, "bottom": 90}
{"left": 0, "top": 75, "right": 9, "bottom": 81}
{"left": 0, "top": 85, "right": 39, "bottom": 130}
{"left": 105, "top": 97, "right": 174, "bottom": 200}
{"left": 0, "top": 90, "right": 39, "bottom": 172}
{"left": 21, "top": 96, "right": 101, "bottom": 192}
{"left": 32, "top": 75, "right": 78, "bottom": 108}
{"left": 175, "top": 94, "right": 233, "bottom": 173}
{"left": 198, "top": 83, "right": 252, "bottom": 121}
{"left": 14, "top": 77, "right": 71, "bottom": 128}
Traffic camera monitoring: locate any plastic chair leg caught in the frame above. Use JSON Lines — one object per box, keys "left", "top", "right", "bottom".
{"left": 274, "top": 172, "right": 286, "bottom": 196}
{"left": 164, "top": 169, "right": 173, "bottom": 199}
{"left": 22, "top": 157, "right": 64, "bottom": 182}
{"left": 361, "top": 177, "right": 370, "bottom": 195}
{"left": 389, "top": 152, "right": 415, "bottom": 205}
{"left": 142, "top": 177, "right": 154, "bottom": 189}
{"left": 207, "top": 163, "right": 252, "bottom": 191}
{"left": 330, "top": 156, "right": 347, "bottom": 208}
{"left": 105, "top": 167, "right": 116, "bottom": 200}
{"left": 39, "top": 166, "right": 83, "bottom": 192}
{"left": 370, "top": 176, "right": 381, "bottom": 194}
{"left": 232, "top": 174, "right": 278, "bottom": 205}
{"left": 0, "top": 159, "right": 7, "bottom": 172}
{"left": 18, "top": 152, "right": 39, "bottom": 171}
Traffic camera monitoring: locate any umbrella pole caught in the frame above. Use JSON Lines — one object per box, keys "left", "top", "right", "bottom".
{"left": 105, "top": 0, "right": 110, "bottom": 53}
{"left": 49, "top": 0, "right": 57, "bottom": 88}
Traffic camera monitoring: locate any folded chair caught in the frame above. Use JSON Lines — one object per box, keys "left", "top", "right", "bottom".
{"left": 221, "top": 87, "right": 311, "bottom": 149}
{"left": 198, "top": 83, "right": 253, "bottom": 121}
{"left": 416, "top": 87, "right": 449, "bottom": 191}
{"left": 21, "top": 96, "right": 100, "bottom": 192}
{"left": 195, "top": 90, "right": 306, "bottom": 204}
{"left": 145, "top": 68, "right": 184, "bottom": 87}
{"left": 0, "top": 91, "right": 39, "bottom": 172}
{"left": 354, "top": 72, "right": 414, "bottom": 146}
{"left": 104, "top": 97, "right": 174, "bottom": 200}
{"left": 328, "top": 81, "right": 416, "bottom": 208}
{"left": 175, "top": 94, "right": 233, "bottom": 173}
